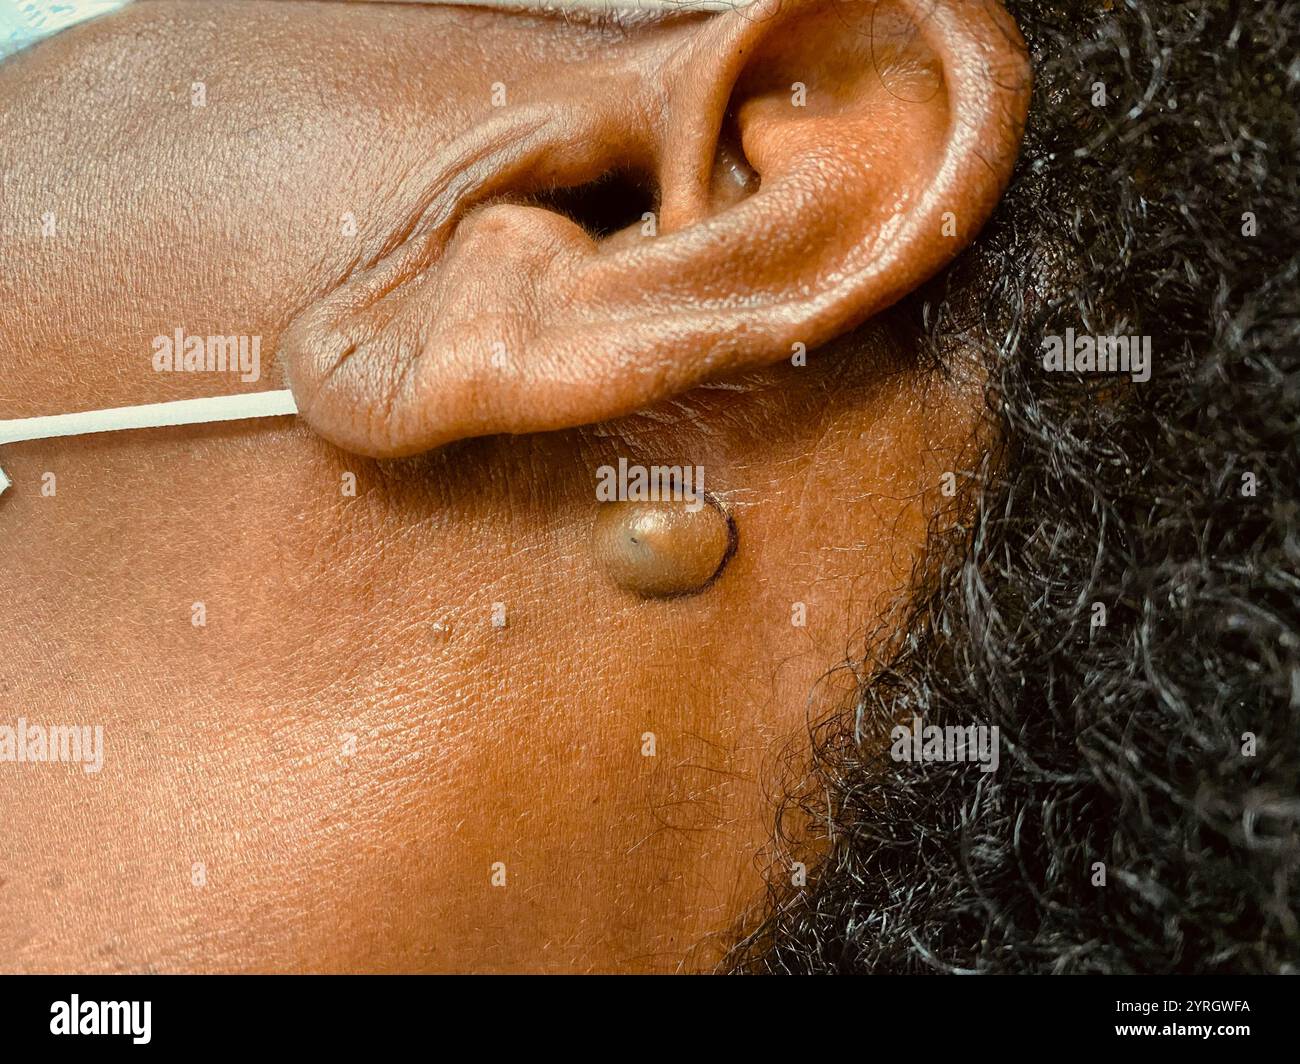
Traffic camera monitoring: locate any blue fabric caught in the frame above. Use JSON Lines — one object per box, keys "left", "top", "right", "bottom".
{"left": 1, "top": 0, "right": 132, "bottom": 61}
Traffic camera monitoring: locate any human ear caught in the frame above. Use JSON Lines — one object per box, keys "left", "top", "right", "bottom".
{"left": 282, "top": 0, "right": 1031, "bottom": 458}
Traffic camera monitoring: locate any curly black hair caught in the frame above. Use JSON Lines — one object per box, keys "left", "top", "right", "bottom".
{"left": 729, "top": 0, "right": 1300, "bottom": 974}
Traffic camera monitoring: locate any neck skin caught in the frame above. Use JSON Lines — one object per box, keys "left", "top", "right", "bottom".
{"left": 0, "top": 0, "right": 986, "bottom": 972}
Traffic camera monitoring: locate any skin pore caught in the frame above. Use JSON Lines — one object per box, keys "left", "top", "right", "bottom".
{"left": 0, "top": 0, "right": 1026, "bottom": 972}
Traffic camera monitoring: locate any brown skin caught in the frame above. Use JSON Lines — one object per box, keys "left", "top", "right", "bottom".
{"left": 0, "top": 0, "right": 1028, "bottom": 972}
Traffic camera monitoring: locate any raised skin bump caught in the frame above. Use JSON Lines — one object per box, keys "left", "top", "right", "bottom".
{"left": 591, "top": 496, "right": 735, "bottom": 598}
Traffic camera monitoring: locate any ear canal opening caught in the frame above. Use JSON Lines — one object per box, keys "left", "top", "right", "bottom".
{"left": 711, "top": 112, "right": 760, "bottom": 205}
{"left": 530, "top": 168, "right": 659, "bottom": 240}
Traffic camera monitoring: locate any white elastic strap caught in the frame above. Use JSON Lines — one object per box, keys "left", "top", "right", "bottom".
{"left": 0, "top": 390, "right": 299, "bottom": 496}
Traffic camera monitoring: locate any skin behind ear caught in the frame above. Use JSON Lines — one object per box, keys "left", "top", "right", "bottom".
{"left": 283, "top": 0, "right": 1031, "bottom": 458}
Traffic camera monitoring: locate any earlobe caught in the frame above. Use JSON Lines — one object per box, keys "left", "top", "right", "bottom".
{"left": 283, "top": 0, "right": 1031, "bottom": 459}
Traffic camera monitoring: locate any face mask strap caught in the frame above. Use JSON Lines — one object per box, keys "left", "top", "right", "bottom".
{"left": 0, "top": 390, "right": 298, "bottom": 496}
